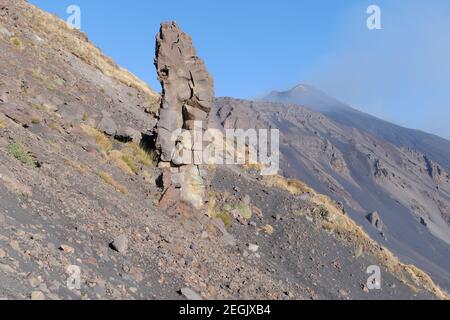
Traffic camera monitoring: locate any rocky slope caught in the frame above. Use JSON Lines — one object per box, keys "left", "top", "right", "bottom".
{"left": 264, "top": 85, "right": 450, "bottom": 269}
{"left": 265, "top": 84, "right": 450, "bottom": 176}
{"left": 0, "top": 0, "right": 447, "bottom": 300}
{"left": 213, "top": 87, "right": 450, "bottom": 291}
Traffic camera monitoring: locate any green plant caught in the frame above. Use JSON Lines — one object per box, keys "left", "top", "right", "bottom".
{"left": 20, "top": 192, "right": 29, "bottom": 201}
{"left": 236, "top": 203, "right": 252, "bottom": 220}
{"left": 52, "top": 74, "right": 65, "bottom": 87}
{"left": 121, "top": 154, "right": 138, "bottom": 173}
{"left": 29, "top": 67, "right": 45, "bottom": 82}
{"left": 6, "top": 143, "right": 35, "bottom": 166}
{"left": 10, "top": 36, "right": 23, "bottom": 48}
{"left": 354, "top": 245, "right": 364, "bottom": 258}
{"left": 213, "top": 211, "right": 232, "bottom": 228}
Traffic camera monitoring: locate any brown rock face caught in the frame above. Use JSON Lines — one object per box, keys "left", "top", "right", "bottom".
{"left": 154, "top": 21, "right": 214, "bottom": 208}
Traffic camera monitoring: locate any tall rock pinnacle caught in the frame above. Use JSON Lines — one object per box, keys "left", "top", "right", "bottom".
{"left": 154, "top": 21, "right": 214, "bottom": 208}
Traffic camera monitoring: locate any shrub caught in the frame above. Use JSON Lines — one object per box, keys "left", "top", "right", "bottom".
{"left": 213, "top": 211, "right": 232, "bottom": 228}
{"left": 65, "top": 159, "right": 88, "bottom": 173}
{"left": 6, "top": 143, "right": 35, "bottom": 166}
{"left": 260, "top": 224, "right": 274, "bottom": 235}
{"left": 124, "top": 142, "right": 156, "bottom": 167}
{"left": 108, "top": 150, "right": 135, "bottom": 175}
{"left": 121, "top": 154, "right": 138, "bottom": 173}
{"left": 208, "top": 192, "right": 232, "bottom": 228}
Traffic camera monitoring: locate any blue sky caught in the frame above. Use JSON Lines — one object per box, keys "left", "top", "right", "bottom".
{"left": 29, "top": 0, "right": 450, "bottom": 140}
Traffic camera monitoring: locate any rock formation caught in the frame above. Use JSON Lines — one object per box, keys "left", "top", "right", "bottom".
{"left": 154, "top": 22, "right": 214, "bottom": 208}
{"left": 367, "top": 211, "right": 383, "bottom": 233}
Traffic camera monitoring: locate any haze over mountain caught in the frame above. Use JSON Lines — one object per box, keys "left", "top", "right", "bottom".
{"left": 264, "top": 85, "right": 450, "bottom": 174}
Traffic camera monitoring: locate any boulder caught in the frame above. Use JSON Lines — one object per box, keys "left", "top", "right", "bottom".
{"left": 420, "top": 217, "right": 428, "bottom": 227}
{"left": 367, "top": 211, "right": 383, "bottom": 233}
{"left": 115, "top": 126, "right": 142, "bottom": 143}
{"left": 98, "top": 114, "right": 117, "bottom": 136}
{"left": 180, "top": 287, "right": 202, "bottom": 300}
{"left": 110, "top": 234, "right": 128, "bottom": 254}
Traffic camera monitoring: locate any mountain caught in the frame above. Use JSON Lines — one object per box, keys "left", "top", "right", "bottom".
{"left": 264, "top": 84, "right": 450, "bottom": 174}
{"left": 265, "top": 84, "right": 354, "bottom": 113}
{"left": 0, "top": 0, "right": 447, "bottom": 300}
{"left": 212, "top": 85, "right": 450, "bottom": 290}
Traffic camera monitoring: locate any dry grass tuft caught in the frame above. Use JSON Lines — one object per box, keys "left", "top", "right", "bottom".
{"left": 0, "top": 172, "right": 33, "bottom": 197}
{"left": 31, "top": 117, "right": 41, "bottom": 124}
{"left": 97, "top": 171, "right": 128, "bottom": 195}
{"left": 65, "top": 159, "right": 88, "bottom": 174}
{"left": 80, "top": 124, "right": 112, "bottom": 151}
{"left": 142, "top": 170, "right": 153, "bottom": 183}
{"left": 260, "top": 224, "right": 274, "bottom": 235}
{"left": 263, "top": 175, "right": 312, "bottom": 195}
{"left": 29, "top": 67, "right": 46, "bottom": 82}
{"left": 108, "top": 150, "right": 135, "bottom": 175}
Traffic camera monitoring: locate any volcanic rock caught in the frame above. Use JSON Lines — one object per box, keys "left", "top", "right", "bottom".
{"left": 154, "top": 21, "right": 214, "bottom": 208}
{"left": 367, "top": 211, "right": 383, "bottom": 233}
